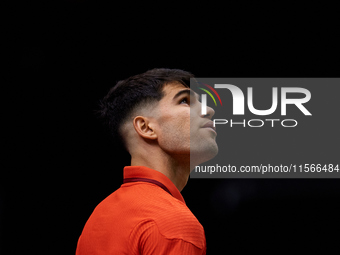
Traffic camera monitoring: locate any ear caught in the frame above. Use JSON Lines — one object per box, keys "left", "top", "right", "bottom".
{"left": 133, "top": 116, "right": 158, "bottom": 140}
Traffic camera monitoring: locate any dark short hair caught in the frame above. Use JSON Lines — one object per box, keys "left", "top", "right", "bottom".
{"left": 99, "top": 68, "right": 194, "bottom": 146}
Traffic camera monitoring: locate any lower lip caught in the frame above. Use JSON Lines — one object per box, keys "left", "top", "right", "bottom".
{"left": 203, "top": 127, "right": 217, "bottom": 134}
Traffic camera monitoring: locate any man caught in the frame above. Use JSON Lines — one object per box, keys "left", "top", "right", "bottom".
{"left": 76, "top": 68, "right": 218, "bottom": 254}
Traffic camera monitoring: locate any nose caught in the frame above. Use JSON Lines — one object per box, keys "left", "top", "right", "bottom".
{"left": 201, "top": 105, "right": 215, "bottom": 119}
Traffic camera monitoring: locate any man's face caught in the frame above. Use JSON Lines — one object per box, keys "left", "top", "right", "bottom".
{"left": 152, "top": 82, "right": 218, "bottom": 167}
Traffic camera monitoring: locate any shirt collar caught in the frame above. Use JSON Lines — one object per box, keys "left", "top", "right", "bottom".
{"left": 123, "top": 166, "right": 185, "bottom": 204}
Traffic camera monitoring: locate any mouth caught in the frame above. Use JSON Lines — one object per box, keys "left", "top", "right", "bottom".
{"left": 202, "top": 121, "right": 217, "bottom": 134}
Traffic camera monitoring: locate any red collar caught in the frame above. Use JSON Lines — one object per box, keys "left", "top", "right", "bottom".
{"left": 123, "top": 166, "right": 185, "bottom": 204}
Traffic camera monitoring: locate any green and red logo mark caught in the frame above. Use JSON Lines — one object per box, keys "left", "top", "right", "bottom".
{"left": 198, "top": 82, "right": 223, "bottom": 107}
{"left": 197, "top": 82, "right": 222, "bottom": 115}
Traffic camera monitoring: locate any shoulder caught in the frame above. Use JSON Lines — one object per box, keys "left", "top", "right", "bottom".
{"left": 130, "top": 218, "right": 206, "bottom": 253}
{"left": 99, "top": 183, "right": 206, "bottom": 248}
{"left": 155, "top": 199, "right": 205, "bottom": 241}
{"left": 129, "top": 190, "right": 206, "bottom": 250}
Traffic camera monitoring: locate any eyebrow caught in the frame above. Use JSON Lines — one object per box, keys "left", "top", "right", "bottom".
{"left": 173, "top": 89, "right": 200, "bottom": 101}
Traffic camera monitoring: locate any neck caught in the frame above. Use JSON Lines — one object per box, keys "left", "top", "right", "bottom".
{"left": 130, "top": 150, "right": 190, "bottom": 192}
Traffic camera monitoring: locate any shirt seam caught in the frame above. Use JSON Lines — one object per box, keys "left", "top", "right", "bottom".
{"left": 129, "top": 218, "right": 204, "bottom": 251}
{"left": 152, "top": 219, "right": 204, "bottom": 250}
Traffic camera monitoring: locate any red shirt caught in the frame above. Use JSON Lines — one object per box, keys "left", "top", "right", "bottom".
{"left": 76, "top": 166, "right": 207, "bottom": 255}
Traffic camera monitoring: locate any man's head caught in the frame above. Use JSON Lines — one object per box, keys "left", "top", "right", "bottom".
{"left": 99, "top": 68, "right": 218, "bottom": 167}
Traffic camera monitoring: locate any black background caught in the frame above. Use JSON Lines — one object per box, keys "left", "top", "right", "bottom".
{"left": 3, "top": 2, "right": 340, "bottom": 254}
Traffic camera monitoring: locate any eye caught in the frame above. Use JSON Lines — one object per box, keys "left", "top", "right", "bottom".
{"left": 180, "top": 97, "right": 190, "bottom": 104}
